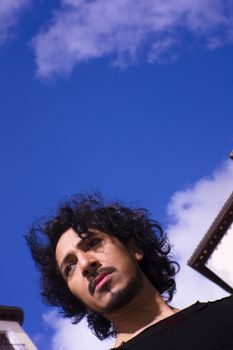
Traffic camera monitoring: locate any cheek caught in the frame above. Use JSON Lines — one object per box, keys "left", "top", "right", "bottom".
{"left": 69, "top": 283, "right": 88, "bottom": 304}
{"left": 68, "top": 274, "right": 85, "bottom": 299}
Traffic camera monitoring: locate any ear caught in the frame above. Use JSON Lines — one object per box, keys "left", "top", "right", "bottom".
{"left": 129, "top": 240, "right": 144, "bottom": 261}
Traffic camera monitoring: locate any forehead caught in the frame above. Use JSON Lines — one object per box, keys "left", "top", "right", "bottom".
{"left": 56, "top": 228, "right": 95, "bottom": 253}
{"left": 55, "top": 228, "right": 116, "bottom": 261}
{"left": 57, "top": 227, "right": 81, "bottom": 247}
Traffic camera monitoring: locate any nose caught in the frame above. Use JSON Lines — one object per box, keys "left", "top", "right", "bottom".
{"left": 78, "top": 251, "right": 99, "bottom": 277}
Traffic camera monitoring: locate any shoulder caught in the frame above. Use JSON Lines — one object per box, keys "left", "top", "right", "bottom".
{"left": 206, "top": 294, "right": 233, "bottom": 308}
{"left": 202, "top": 295, "right": 233, "bottom": 320}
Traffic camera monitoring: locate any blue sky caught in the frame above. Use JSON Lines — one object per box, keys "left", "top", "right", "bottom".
{"left": 0, "top": 1, "right": 233, "bottom": 349}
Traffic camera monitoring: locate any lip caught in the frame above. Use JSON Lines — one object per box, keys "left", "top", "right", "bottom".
{"left": 94, "top": 272, "right": 112, "bottom": 292}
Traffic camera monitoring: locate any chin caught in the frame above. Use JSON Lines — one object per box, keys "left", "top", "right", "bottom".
{"left": 100, "top": 269, "right": 143, "bottom": 315}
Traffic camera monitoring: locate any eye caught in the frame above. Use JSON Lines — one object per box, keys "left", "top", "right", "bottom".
{"left": 64, "top": 262, "right": 76, "bottom": 277}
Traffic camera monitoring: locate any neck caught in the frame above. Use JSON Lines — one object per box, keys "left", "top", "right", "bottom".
{"left": 106, "top": 278, "right": 179, "bottom": 348}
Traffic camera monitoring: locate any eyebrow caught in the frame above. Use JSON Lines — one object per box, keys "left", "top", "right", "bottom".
{"left": 58, "top": 231, "right": 97, "bottom": 275}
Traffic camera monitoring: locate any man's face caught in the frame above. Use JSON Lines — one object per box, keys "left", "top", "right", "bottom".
{"left": 55, "top": 228, "right": 143, "bottom": 315}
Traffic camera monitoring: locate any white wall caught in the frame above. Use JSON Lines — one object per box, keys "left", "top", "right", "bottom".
{"left": 0, "top": 320, "right": 37, "bottom": 350}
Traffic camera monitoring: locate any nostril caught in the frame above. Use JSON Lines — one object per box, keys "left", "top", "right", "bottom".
{"left": 90, "top": 261, "right": 97, "bottom": 268}
{"left": 82, "top": 269, "right": 89, "bottom": 277}
{"left": 82, "top": 261, "right": 98, "bottom": 277}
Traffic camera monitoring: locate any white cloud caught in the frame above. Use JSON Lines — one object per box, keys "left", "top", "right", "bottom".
{"left": 167, "top": 160, "right": 233, "bottom": 308}
{"left": 32, "top": 0, "right": 233, "bottom": 78}
{"left": 0, "top": 0, "right": 30, "bottom": 44}
{"left": 43, "top": 310, "right": 114, "bottom": 350}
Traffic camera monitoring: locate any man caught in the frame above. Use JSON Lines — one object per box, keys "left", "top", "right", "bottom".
{"left": 26, "top": 193, "right": 233, "bottom": 349}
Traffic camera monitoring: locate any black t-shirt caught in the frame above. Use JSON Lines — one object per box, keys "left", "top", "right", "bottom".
{"left": 112, "top": 295, "right": 233, "bottom": 349}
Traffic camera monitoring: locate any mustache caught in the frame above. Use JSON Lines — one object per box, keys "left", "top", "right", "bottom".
{"left": 88, "top": 266, "right": 116, "bottom": 295}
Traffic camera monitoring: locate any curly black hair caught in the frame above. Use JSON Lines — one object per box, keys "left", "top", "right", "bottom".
{"left": 25, "top": 193, "right": 179, "bottom": 340}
